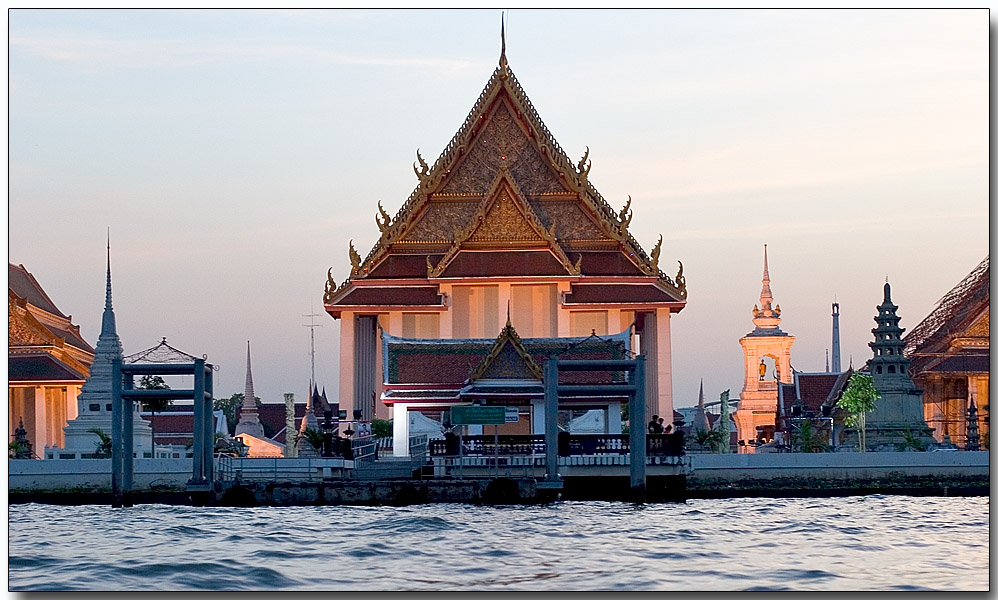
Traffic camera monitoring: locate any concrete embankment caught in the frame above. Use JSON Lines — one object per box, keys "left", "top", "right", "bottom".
{"left": 8, "top": 452, "right": 989, "bottom": 506}
{"left": 685, "top": 451, "right": 989, "bottom": 498}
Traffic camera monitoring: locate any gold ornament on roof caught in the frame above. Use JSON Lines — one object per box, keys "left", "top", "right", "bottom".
{"left": 675, "top": 260, "right": 687, "bottom": 299}
{"left": 413, "top": 149, "right": 430, "bottom": 183}
{"left": 376, "top": 201, "right": 392, "bottom": 234}
{"left": 323, "top": 268, "right": 336, "bottom": 304}
{"left": 618, "top": 195, "right": 633, "bottom": 235}
{"left": 650, "top": 234, "right": 663, "bottom": 271}
{"left": 349, "top": 240, "right": 362, "bottom": 275}
{"left": 577, "top": 146, "right": 592, "bottom": 188}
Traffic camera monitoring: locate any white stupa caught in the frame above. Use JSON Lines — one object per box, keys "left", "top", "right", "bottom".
{"left": 50, "top": 242, "right": 152, "bottom": 459}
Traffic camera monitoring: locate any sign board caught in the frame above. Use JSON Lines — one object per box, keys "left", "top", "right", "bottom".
{"left": 451, "top": 405, "right": 506, "bottom": 425}
{"left": 505, "top": 407, "right": 519, "bottom": 423}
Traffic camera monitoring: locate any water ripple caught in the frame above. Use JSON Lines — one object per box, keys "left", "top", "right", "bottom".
{"left": 8, "top": 496, "right": 989, "bottom": 591}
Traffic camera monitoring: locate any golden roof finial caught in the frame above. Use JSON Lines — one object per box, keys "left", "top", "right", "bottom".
{"left": 499, "top": 11, "right": 508, "bottom": 69}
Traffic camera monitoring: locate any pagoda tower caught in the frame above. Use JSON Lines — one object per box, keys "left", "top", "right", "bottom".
{"left": 60, "top": 241, "right": 152, "bottom": 458}
{"left": 845, "top": 281, "right": 934, "bottom": 450}
{"left": 234, "top": 341, "right": 265, "bottom": 439}
{"left": 733, "top": 245, "right": 794, "bottom": 452}
{"left": 324, "top": 28, "right": 687, "bottom": 439}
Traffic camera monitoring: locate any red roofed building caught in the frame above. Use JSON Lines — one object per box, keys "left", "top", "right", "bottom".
{"left": 9, "top": 263, "right": 95, "bottom": 455}
{"left": 323, "top": 37, "right": 687, "bottom": 448}
{"left": 904, "top": 256, "right": 989, "bottom": 448}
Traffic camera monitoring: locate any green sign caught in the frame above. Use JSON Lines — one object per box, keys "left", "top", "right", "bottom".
{"left": 451, "top": 405, "right": 506, "bottom": 425}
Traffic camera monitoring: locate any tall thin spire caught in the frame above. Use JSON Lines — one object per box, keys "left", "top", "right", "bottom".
{"left": 692, "top": 379, "right": 711, "bottom": 433}
{"left": 751, "top": 244, "right": 782, "bottom": 331}
{"left": 234, "top": 340, "right": 265, "bottom": 439}
{"left": 499, "top": 11, "right": 508, "bottom": 69}
{"left": 105, "top": 229, "right": 113, "bottom": 311}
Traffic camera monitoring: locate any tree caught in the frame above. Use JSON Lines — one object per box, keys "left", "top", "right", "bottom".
{"left": 138, "top": 375, "right": 171, "bottom": 456}
{"left": 794, "top": 420, "right": 829, "bottom": 453}
{"left": 371, "top": 418, "right": 393, "bottom": 438}
{"left": 694, "top": 429, "right": 725, "bottom": 452}
{"left": 838, "top": 373, "right": 880, "bottom": 452}
{"left": 88, "top": 428, "right": 112, "bottom": 458}
{"left": 301, "top": 428, "right": 324, "bottom": 450}
{"left": 214, "top": 393, "right": 262, "bottom": 436}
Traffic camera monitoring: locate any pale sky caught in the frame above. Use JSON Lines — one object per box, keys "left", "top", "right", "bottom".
{"left": 8, "top": 9, "right": 990, "bottom": 409}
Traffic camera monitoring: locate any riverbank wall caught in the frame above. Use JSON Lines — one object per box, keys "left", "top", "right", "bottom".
{"left": 9, "top": 452, "right": 988, "bottom": 505}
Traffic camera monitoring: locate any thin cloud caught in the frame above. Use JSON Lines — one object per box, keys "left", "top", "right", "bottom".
{"left": 9, "top": 33, "right": 479, "bottom": 71}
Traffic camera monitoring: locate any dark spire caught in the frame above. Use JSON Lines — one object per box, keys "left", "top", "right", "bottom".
{"left": 499, "top": 12, "right": 508, "bottom": 69}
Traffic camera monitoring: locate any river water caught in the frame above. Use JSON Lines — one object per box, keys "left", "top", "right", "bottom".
{"left": 8, "top": 495, "right": 988, "bottom": 591}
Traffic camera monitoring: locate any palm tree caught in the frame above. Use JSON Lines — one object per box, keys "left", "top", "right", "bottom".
{"left": 88, "top": 428, "right": 112, "bottom": 458}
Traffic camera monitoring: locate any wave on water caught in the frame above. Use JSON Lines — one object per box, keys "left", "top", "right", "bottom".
{"left": 8, "top": 496, "right": 990, "bottom": 591}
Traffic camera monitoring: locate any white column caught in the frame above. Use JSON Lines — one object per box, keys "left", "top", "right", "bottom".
{"left": 642, "top": 312, "right": 660, "bottom": 419}
{"left": 34, "top": 386, "right": 48, "bottom": 451}
{"left": 655, "top": 308, "right": 674, "bottom": 424}
{"left": 608, "top": 402, "right": 622, "bottom": 434}
{"left": 531, "top": 399, "right": 545, "bottom": 434}
{"left": 67, "top": 385, "right": 80, "bottom": 421}
{"left": 393, "top": 403, "right": 410, "bottom": 457}
{"left": 387, "top": 311, "right": 403, "bottom": 337}
{"left": 607, "top": 309, "right": 621, "bottom": 334}
{"left": 338, "top": 312, "right": 355, "bottom": 421}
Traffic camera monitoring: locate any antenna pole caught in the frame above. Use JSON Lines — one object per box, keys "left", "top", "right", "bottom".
{"left": 303, "top": 310, "right": 324, "bottom": 389}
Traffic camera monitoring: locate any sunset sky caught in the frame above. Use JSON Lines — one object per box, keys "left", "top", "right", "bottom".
{"left": 8, "top": 9, "right": 989, "bottom": 409}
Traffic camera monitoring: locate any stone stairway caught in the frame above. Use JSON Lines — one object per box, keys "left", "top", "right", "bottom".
{"left": 350, "top": 457, "right": 419, "bottom": 480}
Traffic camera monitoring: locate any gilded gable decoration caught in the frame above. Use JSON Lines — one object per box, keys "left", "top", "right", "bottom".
{"left": 468, "top": 316, "right": 543, "bottom": 381}
{"left": 348, "top": 241, "right": 362, "bottom": 276}
{"left": 413, "top": 149, "right": 430, "bottom": 185}
{"left": 427, "top": 170, "right": 582, "bottom": 278}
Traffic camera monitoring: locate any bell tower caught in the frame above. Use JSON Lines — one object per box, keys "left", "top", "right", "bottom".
{"left": 734, "top": 244, "right": 794, "bottom": 452}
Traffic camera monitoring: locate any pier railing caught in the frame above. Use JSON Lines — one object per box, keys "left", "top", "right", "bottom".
{"left": 427, "top": 433, "right": 684, "bottom": 458}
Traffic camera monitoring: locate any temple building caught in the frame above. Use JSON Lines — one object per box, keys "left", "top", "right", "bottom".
{"left": 9, "top": 263, "right": 95, "bottom": 456}
{"left": 323, "top": 36, "right": 687, "bottom": 445}
{"left": 904, "top": 256, "right": 989, "bottom": 448}
{"left": 733, "top": 245, "right": 794, "bottom": 452}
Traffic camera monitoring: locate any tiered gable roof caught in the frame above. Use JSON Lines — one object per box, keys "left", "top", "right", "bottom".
{"left": 9, "top": 264, "right": 94, "bottom": 382}
{"left": 325, "top": 48, "right": 686, "bottom": 309}
{"left": 904, "top": 256, "right": 989, "bottom": 376}
{"left": 381, "top": 328, "right": 631, "bottom": 405}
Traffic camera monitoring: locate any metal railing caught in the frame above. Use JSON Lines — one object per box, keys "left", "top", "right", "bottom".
{"left": 216, "top": 456, "right": 348, "bottom": 483}
{"left": 427, "top": 433, "right": 684, "bottom": 458}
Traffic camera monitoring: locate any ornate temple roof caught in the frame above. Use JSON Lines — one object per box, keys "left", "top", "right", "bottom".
{"left": 903, "top": 255, "right": 989, "bottom": 360}
{"left": 9, "top": 263, "right": 94, "bottom": 354}
{"left": 325, "top": 40, "right": 686, "bottom": 310}
{"left": 746, "top": 244, "right": 788, "bottom": 337}
{"left": 124, "top": 337, "right": 204, "bottom": 364}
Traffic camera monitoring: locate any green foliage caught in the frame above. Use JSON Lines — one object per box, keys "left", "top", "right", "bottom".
{"left": 839, "top": 373, "right": 880, "bottom": 452}
{"left": 371, "top": 418, "right": 393, "bottom": 438}
{"left": 138, "top": 375, "right": 172, "bottom": 427}
{"left": 8, "top": 440, "right": 30, "bottom": 459}
{"left": 839, "top": 373, "right": 879, "bottom": 426}
{"left": 794, "top": 420, "right": 829, "bottom": 453}
{"left": 694, "top": 429, "right": 725, "bottom": 452}
{"left": 301, "top": 428, "right": 324, "bottom": 450}
{"left": 88, "top": 428, "right": 112, "bottom": 458}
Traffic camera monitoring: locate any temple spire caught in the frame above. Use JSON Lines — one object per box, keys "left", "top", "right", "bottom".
{"left": 499, "top": 12, "right": 508, "bottom": 69}
{"left": 693, "top": 379, "right": 711, "bottom": 433}
{"left": 234, "top": 340, "right": 265, "bottom": 438}
{"left": 751, "top": 244, "right": 782, "bottom": 331}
